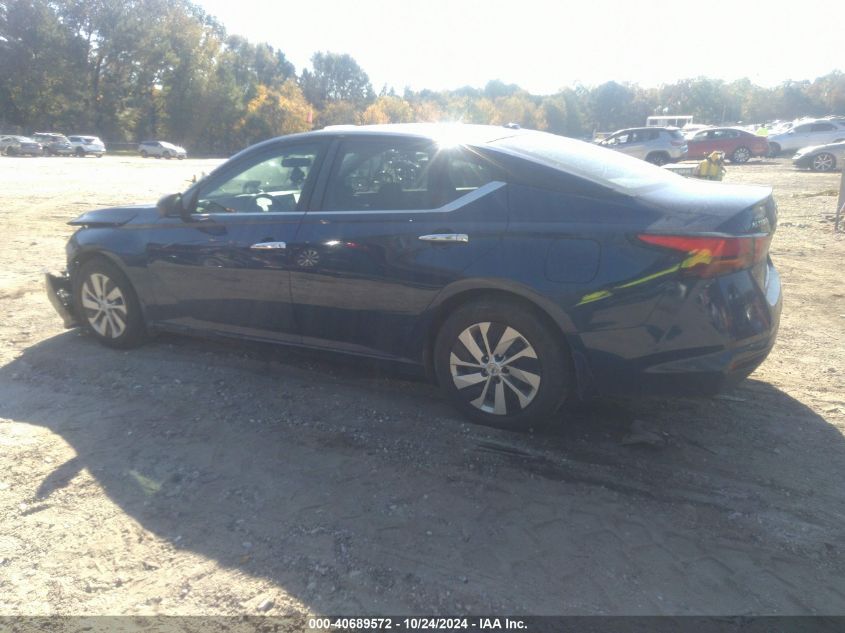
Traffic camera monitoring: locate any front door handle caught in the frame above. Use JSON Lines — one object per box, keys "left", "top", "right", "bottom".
{"left": 250, "top": 241, "right": 287, "bottom": 250}
{"left": 418, "top": 233, "right": 469, "bottom": 244}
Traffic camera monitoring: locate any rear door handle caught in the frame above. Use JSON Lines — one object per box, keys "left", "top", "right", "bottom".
{"left": 418, "top": 233, "right": 469, "bottom": 243}
{"left": 250, "top": 241, "right": 287, "bottom": 250}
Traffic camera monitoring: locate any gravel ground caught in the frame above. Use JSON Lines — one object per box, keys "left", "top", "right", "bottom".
{"left": 0, "top": 154, "right": 844, "bottom": 617}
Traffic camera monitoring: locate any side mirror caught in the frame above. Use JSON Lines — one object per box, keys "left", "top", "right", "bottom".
{"left": 157, "top": 193, "right": 188, "bottom": 220}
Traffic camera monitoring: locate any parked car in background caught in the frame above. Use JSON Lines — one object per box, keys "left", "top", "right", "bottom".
{"left": 0, "top": 135, "right": 43, "bottom": 156}
{"left": 138, "top": 140, "right": 187, "bottom": 159}
{"left": 33, "top": 132, "right": 74, "bottom": 156}
{"left": 792, "top": 141, "right": 845, "bottom": 172}
{"left": 46, "top": 123, "right": 780, "bottom": 430}
{"left": 767, "top": 119, "right": 845, "bottom": 155}
{"left": 68, "top": 135, "right": 106, "bottom": 157}
{"left": 684, "top": 127, "right": 770, "bottom": 163}
{"left": 0, "top": 135, "right": 21, "bottom": 155}
{"left": 597, "top": 127, "right": 687, "bottom": 165}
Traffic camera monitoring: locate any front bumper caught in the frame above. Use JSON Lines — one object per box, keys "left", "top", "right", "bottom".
{"left": 45, "top": 272, "right": 79, "bottom": 328}
{"left": 792, "top": 155, "right": 813, "bottom": 169}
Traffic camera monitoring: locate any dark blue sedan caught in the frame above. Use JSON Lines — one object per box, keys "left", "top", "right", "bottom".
{"left": 46, "top": 124, "right": 781, "bottom": 429}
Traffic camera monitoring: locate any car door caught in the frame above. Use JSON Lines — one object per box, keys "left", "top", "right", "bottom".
{"left": 810, "top": 122, "right": 843, "bottom": 144}
{"left": 620, "top": 129, "right": 649, "bottom": 159}
{"left": 289, "top": 136, "right": 508, "bottom": 361}
{"left": 145, "top": 140, "right": 328, "bottom": 341}
{"left": 788, "top": 124, "right": 814, "bottom": 150}
{"left": 688, "top": 130, "right": 714, "bottom": 158}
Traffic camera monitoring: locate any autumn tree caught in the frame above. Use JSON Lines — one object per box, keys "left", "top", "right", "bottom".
{"left": 236, "top": 80, "right": 311, "bottom": 146}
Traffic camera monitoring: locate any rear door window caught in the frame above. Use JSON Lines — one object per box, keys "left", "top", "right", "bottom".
{"left": 323, "top": 140, "right": 435, "bottom": 211}
{"left": 322, "top": 140, "right": 502, "bottom": 211}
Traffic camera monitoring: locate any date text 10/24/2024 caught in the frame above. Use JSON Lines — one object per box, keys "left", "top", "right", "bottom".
{"left": 308, "top": 617, "right": 527, "bottom": 630}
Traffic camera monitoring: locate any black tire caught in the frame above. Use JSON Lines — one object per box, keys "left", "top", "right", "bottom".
{"left": 645, "top": 152, "right": 669, "bottom": 166}
{"left": 163, "top": 151, "right": 171, "bottom": 159}
{"left": 768, "top": 142, "right": 780, "bottom": 157}
{"left": 434, "top": 299, "right": 571, "bottom": 431}
{"left": 811, "top": 152, "right": 836, "bottom": 172}
{"left": 731, "top": 146, "right": 751, "bottom": 163}
{"left": 73, "top": 258, "right": 146, "bottom": 349}
{"left": 75, "top": 148, "right": 85, "bottom": 157}
{"left": 140, "top": 150, "right": 148, "bottom": 158}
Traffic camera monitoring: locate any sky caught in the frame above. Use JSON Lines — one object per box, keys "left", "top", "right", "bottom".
{"left": 194, "top": 0, "right": 844, "bottom": 95}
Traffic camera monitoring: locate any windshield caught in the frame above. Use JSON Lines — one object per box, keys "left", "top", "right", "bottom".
{"left": 490, "top": 131, "right": 680, "bottom": 193}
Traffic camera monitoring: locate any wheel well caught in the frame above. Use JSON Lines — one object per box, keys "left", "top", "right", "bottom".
{"left": 423, "top": 289, "right": 572, "bottom": 384}
{"left": 72, "top": 251, "right": 115, "bottom": 274}
{"left": 646, "top": 151, "right": 668, "bottom": 159}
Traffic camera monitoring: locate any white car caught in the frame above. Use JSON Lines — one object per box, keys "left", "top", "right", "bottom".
{"left": 138, "top": 140, "right": 187, "bottom": 159}
{"left": 68, "top": 135, "right": 106, "bottom": 157}
{"left": 597, "top": 127, "right": 688, "bottom": 165}
{"left": 767, "top": 119, "right": 845, "bottom": 155}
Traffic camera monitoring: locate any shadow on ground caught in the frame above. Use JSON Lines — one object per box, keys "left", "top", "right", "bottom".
{"left": 2, "top": 331, "right": 845, "bottom": 614}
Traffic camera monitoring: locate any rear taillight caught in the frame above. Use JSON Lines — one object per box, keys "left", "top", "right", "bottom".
{"left": 638, "top": 234, "right": 771, "bottom": 278}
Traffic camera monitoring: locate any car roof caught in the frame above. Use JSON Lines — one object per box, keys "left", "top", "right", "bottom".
{"left": 229, "top": 123, "right": 530, "bottom": 162}
{"left": 315, "top": 123, "right": 526, "bottom": 144}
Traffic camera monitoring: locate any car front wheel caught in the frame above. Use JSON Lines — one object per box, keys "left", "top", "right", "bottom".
{"left": 731, "top": 147, "right": 751, "bottom": 163}
{"left": 74, "top": 258, "right": 146, "bottom": 348}
{"left": 646, "top": 152, "right": 669, "bottom": 166}
{"left": 434, "top": 300, "right": 570, "bottom": 431}
{"left": 811, "top": 152, "right": 836, "bottom": 172}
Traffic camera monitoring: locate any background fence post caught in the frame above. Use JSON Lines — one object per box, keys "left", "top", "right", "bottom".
{"left": 838, "top": 166, "right": 845, "bottom": 232}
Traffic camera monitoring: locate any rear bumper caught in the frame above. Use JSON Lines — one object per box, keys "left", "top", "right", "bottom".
{"left": 45, "top": 272, "right": 79, "bottom": 328}
{"left": 576, "top": 263, "right": 782, "bottom": 397}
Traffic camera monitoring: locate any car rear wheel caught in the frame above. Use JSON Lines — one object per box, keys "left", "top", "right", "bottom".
{"left": 645, "top": 152, "right": 669, "bottom": 166}
{"left": 434, "top": 300, "right": 570, "bottom": 431}
{"left": 811, "top": 152, "right": 836, "bottom": 172}
{"left": 768, "top": 142, "right": 781, "bottom": 157}
{"left": 731, "top": 147, "right": 751, "bottom": 163}
{"left": 75, "top": 148, "right": 84, "bottom": 157}
{"left": 74, "top": 258, "right": 146, "bottom": 349}
{"left": 140, "top": 150, "right": 148, "bottom": 158}
{"left": 163, "top": 151, "right": 171, "bottom": 159}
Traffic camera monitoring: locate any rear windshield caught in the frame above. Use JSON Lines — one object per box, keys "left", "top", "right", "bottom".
{"left": 490, "top": 131, "right": 680, "bottom": 193}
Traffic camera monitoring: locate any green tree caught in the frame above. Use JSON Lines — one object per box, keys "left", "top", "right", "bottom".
{"left": 301, "top": 51, "right": 374, "bottom": 109}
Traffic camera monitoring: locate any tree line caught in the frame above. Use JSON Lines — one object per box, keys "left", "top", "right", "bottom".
{"left": 2, "top": 0, "right": 844, "bottom": 154}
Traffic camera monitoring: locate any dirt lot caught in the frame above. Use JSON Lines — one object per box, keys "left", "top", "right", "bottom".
{"left": 0, "top": 154, "right": 844, "bottom": 617}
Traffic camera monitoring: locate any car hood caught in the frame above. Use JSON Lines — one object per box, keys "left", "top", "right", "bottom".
{"left": 68, "top": 204, "right": 156, "bottom": 227}
{"left": 794, "top": 143, "right": 845, "bottom": 155}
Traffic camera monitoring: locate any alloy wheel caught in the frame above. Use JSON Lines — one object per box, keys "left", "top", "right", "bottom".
{"left": 449, "top": 322, "right": 541, "bottom": 416}
{"left": 732, "top": 147, "right": 751, "bottom": 163}
{"left": 812, "top": 153, "right": 835, "bottom": 172}
{"left": 80, "top": 272, "right": 128, "bottom": 338}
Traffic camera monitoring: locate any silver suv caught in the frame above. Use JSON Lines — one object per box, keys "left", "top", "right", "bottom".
{"left": 68, "top": 135, "right": 106, "bottom": 157}
{"left": 138, "top": 140, "right": 187, "bottom": 159}
{"left": 598, "top": 127, "right": 688, "bottom": 165}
